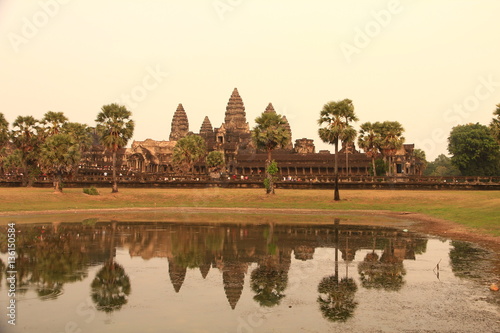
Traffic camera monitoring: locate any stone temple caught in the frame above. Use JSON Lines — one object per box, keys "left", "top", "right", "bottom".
{"left": 82, "top": 88, "right": 424, "bottom": 179}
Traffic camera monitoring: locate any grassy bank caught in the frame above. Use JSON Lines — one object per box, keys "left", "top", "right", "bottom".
{"left": 0, "top": 187, "right": 498, "bottom": 236}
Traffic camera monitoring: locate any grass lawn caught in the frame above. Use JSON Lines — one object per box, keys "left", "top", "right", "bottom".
{"left": 0, "top": 187, "right": 498, "bottom": 236}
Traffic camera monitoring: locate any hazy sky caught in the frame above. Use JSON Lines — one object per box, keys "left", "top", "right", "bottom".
{"left": 1, "top": 0, "right": 499, "bottom": 160}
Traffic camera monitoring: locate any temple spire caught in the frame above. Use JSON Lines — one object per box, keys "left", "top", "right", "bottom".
{"left": 200, "top": 116, "right": 213, "bottom": 135}
{"left": 224, "top": 88, "right": 248, "bottom": 132}
{"left": 282, "top": 115, "right": 293, "bottom": 150}
{"left": 169, "top": 103, "right": 189, "bottom": 141}
{"left": 264, "top": 103, "right": 276, "bottom": 114}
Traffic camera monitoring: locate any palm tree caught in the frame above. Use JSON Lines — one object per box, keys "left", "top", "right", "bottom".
{"left": 0, "top": 113, "right": 10, "bottom": 175}
{"left": 39, "top": 133, "right": 81, "bottom": 192}
{"left": 62, "top": 122, "right": 93, "bottom": 153}
{"left": 95, "top": 104, "right": 134, "bottom": 193}
{"left": 0, "top": 113, "right": 9, "bottom": 148}
{"left": 252, "top": 107, "right": 290, "bottom": 194}
{"left": 206, "top": 150, "right": 225, "bottom": 177}
{"left": 358, "top": 122, "right": 381, "bottom": 176}
{"left": 490, "top": 104, "right": 500, "bottom": 144}
{"left": 10, "top": 116, "right": 41, "bottom": 187}
{"left": 318, "top": 99, "right": 358, "bottom": 201}
{"left": 413, "top": 148, "right": 427, "bottom": 175}
{"left": 172, "top": 134, "right": 207, "bottom": 175}
{"left": 342, "top": 127, "right": 357, "bottom": 176}
{"left": 41, "top": 111, "right": 68, "bottom": 137}
{"left": 375, "top": 121, "right": 405, "bottom": 176}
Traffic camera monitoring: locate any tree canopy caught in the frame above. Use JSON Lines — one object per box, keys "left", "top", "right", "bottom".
{"left": 358, "top": 122, "right": 381, "bottom": 176}
{"left": 490, "top": 104, "right": 500, "bottom": 144}
{"left": 374, "top": 121, "right": 405, "bottom": 176}
{"left": 172, "top": 134, "right": 207, "bottom": 174}
{"left": 424, "top": 154, "right": 461, "bottom": 176}
{"left": 39, "top": 133, "right": 81, "bottom": 192}
{"left": 10, "top": 115, "right": 42, "bottom": 186}
{"left": 318, "top": 99, "right": 358, "bottom": 200}
{"left": 252, "top": 110, "right": 290, "bottom": 194}
{"left": 206, "top": 150, "right": 225, "bottom": 171}
{"left": 448, "top": 123, "right": 500, "bottom": 176}
{"left": 95, "top": 104, "right": 135, "bottom": 192}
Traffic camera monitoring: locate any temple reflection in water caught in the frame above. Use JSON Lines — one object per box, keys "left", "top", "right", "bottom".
{"left": 1, "top": 221, "right": 429, "bottom": 317}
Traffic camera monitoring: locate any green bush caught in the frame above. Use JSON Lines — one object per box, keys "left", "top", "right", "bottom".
{"left": 83, "top": 186, "right": 100, "bottom": 195}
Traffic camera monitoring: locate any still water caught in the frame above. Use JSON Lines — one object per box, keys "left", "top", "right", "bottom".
{"left": 0, "top": 220, "right": 498, "bottom": 333}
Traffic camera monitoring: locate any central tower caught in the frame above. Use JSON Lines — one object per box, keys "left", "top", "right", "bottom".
{"left": 224, "top": 88, "right": 249, "bottom": 132}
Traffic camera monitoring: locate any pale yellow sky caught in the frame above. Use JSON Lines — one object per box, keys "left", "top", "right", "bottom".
{"left": 1, "top": 0, "right": 499, "bottom": 160}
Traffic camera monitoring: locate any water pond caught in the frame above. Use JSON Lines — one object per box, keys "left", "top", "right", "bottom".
{"left": 0, "top": 219, "right": 498, "bottom": 333}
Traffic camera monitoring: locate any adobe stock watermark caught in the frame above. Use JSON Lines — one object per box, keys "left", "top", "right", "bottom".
{"left": 415, "top": 75, "right": 500, "bottom": 156}
{"left": 6, "top": 223, "right": 17, "bottom": 326}
{"left": 57, "top": 297, "right": 97, "bottom": 333}
{"left": 340, "top": 0, "right": 403, "bottom": 64}
{"left": 115, "top": 65, "right": 169, "bottom": 111}
{"left": 213, "top": 0, "right": 244, "bottom": 21}
{"left": 7, "top": 0, "right": 72, "bottom": 53}
{"left": 229, "top": 304, "right": 273, "bottom": 333}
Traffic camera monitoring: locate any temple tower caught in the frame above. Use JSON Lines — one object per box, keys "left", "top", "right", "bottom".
{"left": 200, "top": 116, "right": 213, "bottom": 135}
{"left": 169, "top": 103, "right": 189, "bottom": 141}
{"left": 200, "top": 116, "right": 215, "bottom": 148}
{"left": 224, "top": 88, "right": 249, "bottom": 132}
{"left": 281, "top": 115, "right": 293, "bottom": 150}
{"left": 263, "top": 103, "right": 293, "bottom": 150}
{"left": 264, "top": 102, "right": 276, "bottom": 114}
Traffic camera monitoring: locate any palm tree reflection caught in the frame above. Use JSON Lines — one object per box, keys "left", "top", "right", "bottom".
{"left": 91, "top": 261, "right": 131, "bottom": 313}
{"left": 250, "top": 223, "right": 289, "bottom": 307}
{"left": 250, "top": 265, "right": 288, "bottom": 307}
{"left": 317, "top": 219, "right": 358, "bottom": 322}
{"left": 317, "top": 275, "right": 358, "bottom": 322}
{"left": 91, "top": 222, "right": 131, "bottom": 313}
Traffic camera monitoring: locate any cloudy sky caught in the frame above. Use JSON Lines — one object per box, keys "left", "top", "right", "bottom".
{"left": 1, "top": 0, "right": 499, "bottom": 160}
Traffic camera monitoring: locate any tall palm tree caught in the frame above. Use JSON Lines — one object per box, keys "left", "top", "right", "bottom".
{"left": 0, "top": 113, "right": 9, "bottom": 148}
{"left": 342, "top": 127, "right": 357, "bottom": 177}
{"left": 95, "top": 104, "right": 134, "bottom": 193}
{"left": 358, "top": 122, "right": 381, "bottom": 176}
{"left": 10, "top": 116, "right": 41, "bottom": 187}
{"left": 490, "top": 104, "right": 500, "bottom": 144}
{"left": 0, "top": 113, "right": 10, "bottom": 175}
{"left": 375, "top": 121, "right": 405, "bottom": 176}
{"left": 318, "top": 99, "right": 357, "bottom": 201}
{"left": 252, "top": 108, "right": 290, "bottom": 194}
{"left": 41, "top": 111, "right": 68, "bottom": 138}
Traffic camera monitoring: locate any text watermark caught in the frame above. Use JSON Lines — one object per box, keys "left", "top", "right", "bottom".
{"left": 6, "top": 223, "right": 17, "bottom": 326}
{"left": 340, "top": 0, "right": 403, "bottom": 64}
{"left": 7, "top": 0, "right": 72, "bottom": 53}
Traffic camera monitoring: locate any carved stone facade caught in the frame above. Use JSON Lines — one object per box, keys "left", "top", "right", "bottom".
{"left": 79, "top": 88, "right": 423, "bottom": 177}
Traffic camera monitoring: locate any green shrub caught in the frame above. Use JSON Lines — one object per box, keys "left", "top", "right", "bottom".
{"left": 83, "top": 186, "right": 100, "bottom": 195}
